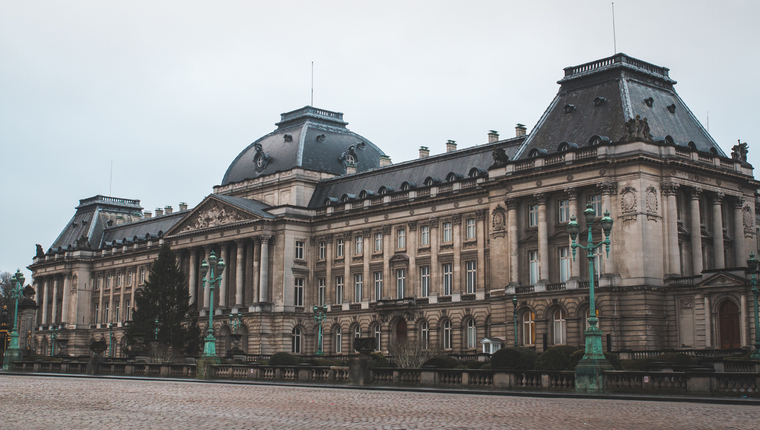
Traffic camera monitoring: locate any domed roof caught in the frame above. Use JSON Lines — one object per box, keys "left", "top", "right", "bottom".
{"left": 222, "top": 106, "right": 386, "bottom": 186}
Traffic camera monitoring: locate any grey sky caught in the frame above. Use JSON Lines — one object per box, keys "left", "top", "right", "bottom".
{"left": 2, "top": 0, "right": 759, "bottom": 280}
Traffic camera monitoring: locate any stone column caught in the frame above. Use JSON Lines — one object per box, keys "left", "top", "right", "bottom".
{"left": 203, "top": 245, "right": 211, "bottom": 311}
{"left": 219, "top": 243, "right": 228, "bottom": 309}
{"left": 259, "top": 235, "right": 270, "bottom": 302}
{"left": 188, "top": 248, "right": 198, "bottom": 305}
{"left": 407, "top": 223, "right": 417, "bottom": 297}
{"left": 740, "top": 293, "right": 748, "bottom": 347}
{"left": 97, "top": 276, "right": 105, "bottom": 325}
{"left": 600, "top": 183, "right": 616, "bottom": 275}
{"left": 476, "top": 210, "right": 487, "bottom": 292}
{"left": 428, "top": 219, "right": 439, "bottom": 295}
{"left": 566, "top": 189, "right": 581, "bottom": 278}
{"left": 343, "top": 232, "right": 352, "bottom": 302}
{"left": 118, "top": 272, "right": 125, "bottom": 324}
{"left": 41, "top": 278, "right": 49, "bottom": 325}
{"left": 712, "top": 193, "right": 725, "bottom": 269}
{"left": 535, "top": 193, "right": 549, "bottom": 282}
{"left": 235, "top": 240, "right": 245, "bottom": 309}
{"left": 51, "top": 277, "right": 59, "bottom": 323}
{"left": 663, "top": 183, "right": 681, "bottom": 276}
{"left": 383, "top": 226, "right": 392, "bottom": 299}
{"left": 734, "top": 197, "right": 746, "bottom": 266}
{"left": 325, "top": 234, "right": 333, "bottom": 304}
{"left": 506, "top": 198, "right": 519, "bottom": 285}
{"left": 61, "top": 274, "right": 71, "bottom": 324}
{"left": 704, "top": 295, "right": 712, "bottom": 348}
{"left": 107, "top": 275, "right": 114, "bottom": 324}
{"left": 249, "top": 239, "right": 258, "bottom": 305}
{"left": 690, "top": 188, "right": 703, "bottom": 275}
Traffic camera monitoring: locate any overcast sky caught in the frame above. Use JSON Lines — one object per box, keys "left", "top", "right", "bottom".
{"left": 2, "top": 0, "right": 759, "bottom": 281}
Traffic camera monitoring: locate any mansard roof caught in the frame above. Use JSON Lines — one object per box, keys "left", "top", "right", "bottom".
{"left": 514, "top": 53, "right": 727, "bottom": 160}
{"left": 101, "top": 210, "right": 188, "bottom": 247}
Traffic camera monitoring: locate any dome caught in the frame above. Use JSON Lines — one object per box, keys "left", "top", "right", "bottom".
{"left": 221, "top": 106, "right": 386, "bottom": 186}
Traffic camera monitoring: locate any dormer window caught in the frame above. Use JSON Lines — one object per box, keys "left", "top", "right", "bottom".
{"left": 527, "top": 148, "right": 546, "bottom": 158}
{"left": 445, "top": 172, "right": 463, "bottom": 182}
{"left": 424, "top": 176, "right": 441, "bottom": 187}
{"left": 587, "top": 136, "right": 610, "bottom": 146}
{"left": 687, "top": 141, "right": 696, "bottom": 150}
{"left": 400, "top": 181, "right": 416, "bottom": 191}
{"left": 558, "top": 141, "right": 578, "bottom": 152}
{"left": 346, "top": 154, "right": 356, "bottom": 164}
{"left": 378, "top": 186, "right": 394, "bottom": 195}
{"left": 468, "top": 167, "right": 487, "bottom": 178}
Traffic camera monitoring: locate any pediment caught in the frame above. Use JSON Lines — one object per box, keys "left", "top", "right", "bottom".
{"left": 389, "top": 253, "right": 409, "bottom": 263}
{"left": 697, "top": 272, "right": 748, "bottom": 288}
{"left": 167, "top": 197, "right": 260, "bottom": 235}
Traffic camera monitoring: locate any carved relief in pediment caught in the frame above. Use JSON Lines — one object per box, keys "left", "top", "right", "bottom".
{"left": 183, "top": 202, "right": 247, "bottom": 232}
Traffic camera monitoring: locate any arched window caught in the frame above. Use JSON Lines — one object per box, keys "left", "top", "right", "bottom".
{"left": 353, "top": 325, "right": 361, "bottom": 352}
{"left": 373, "top": 325, "right": 381, "bottom": 352}
{"left": 466, "top": 319, "right": 477, "bottom": 349}
{"left": 553, "top": 309, "right": 567, "bottom": 344}
{"left": 522, "top": 312, "right": 535, "bottom": 346}
{"left": 419, "top": 321, "right": 429, "bottom": 350}
{"left": 442, "top": 320, "right": 452, "bottom": 350}
{"left": 291, "top": 327, "right": 302, "bottom": 354}
{"left": 335, "top": 328, "right": 342, "bottom": 353}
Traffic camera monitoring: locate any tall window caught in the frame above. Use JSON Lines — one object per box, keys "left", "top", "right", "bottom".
{"left": 318, "top": 242, "right": 326, "bottom": 260}
{"left": 295, "top": 241, "right": 304, "bottom": 259}
{"left": 466, "top": 319, "right": 476, "bottom": 349}
{"left": 104, "top": 302, "right": 109, "bottom": 323}
{"left": 442, "top": 222, "right": 452, "bottom": 242}
{"left": 139, "top": 267, "right": 145, "bottom": 284}
{"left": 373, "top": 325, "right": 381, "bottom": 351}
{"left": 354, "top": 274, "right": 363, "bottom": 302}
{"left": 465, "top": 261, "right": 476, "bottom": 293}
{"left": 294, "top": 278, "right": 304, "bottom": 306}
{"left": 529, "top": 205, "right": 539, "bottom": 227}
{"left": 291, "top": 327, "right": 302, "bottom": 353}
{"left": 593, "top": 247, "right": 603, "bottom": 278}
{"left": 97, "top": 276, "right": 102, "bottom": 290}
{"left": 355, "top": 236, "right": 363, "bottom": 255}
{"left": 420, "top": 321, "right": 429, "bottom": 349}
{"left": 396, "top": 268, "right": 406, "bottom": 298}
{"left": 397, "top": 228, "right": 406, "bottom": 249}
{"left": 559, "top": 247, "right": 571, "bottom": 282}
{"left": 94, "top": 303, "right": 99, "bottom": 324}
{"left": 117, "top": 272, "right": 122, "bottom": 287}
{"left": 553, "top": 309, "right": 567, "bottom": 344}
{"left": 442, "top": 263, "right": 453, "bottom": 296}
{"left": 106, "top": 274, "right": 112, "bottom": 289}
{"left": 442, "top": 320, "right": 452, "bottom": 350}
{"left": 318, "top": 278, "right": 326, "bottom": 307}
{"left": 420, "top": 266, "right": 430, "bottom": 297}
{"left": 336, "top": 238, "right": 344, "bottom": 257}
{"left": 466, "top": 218, "right": 476, "bottom": 240}
{"left": 590, "top": 195, "right": 602, "bottom": 216}
{"left": 374, "top": 233, "right": 383, "bottom": 252}
{"left": 115, "top": 302, "right": 120, "bottom": 322}
{"left": 373, "top": 272, "right": 383, "bottom": 301}
{"left": 522, "top": 312, "right": 536, "bottom": 345}
{"left": 529, "top": 251, "right": 539, "bottom": 285}
{"left": 125, "top": 299, "right": 131, "bottom": 321}
{"left": 335, "top": 276, "right": 344, "bottom": 305}
{"left": 335, "top": 328, "right": 342, "bottom": 353}
{"left": 559, "top": 199, "right": 570, "bottom": 223}
{"left": 127, "top": 271, "right": 133, "bottom": 286}
{"left": 420, "top": 226, "right": 430, "bottom": 246}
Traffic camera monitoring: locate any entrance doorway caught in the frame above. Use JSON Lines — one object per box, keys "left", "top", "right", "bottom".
{"left": 718, "top": 300, "right": 741, "bottom": 349}
{"left": 395, "top": 319, "right": 407, "bottom": 343}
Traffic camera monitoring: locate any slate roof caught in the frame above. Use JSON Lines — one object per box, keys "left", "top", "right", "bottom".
{"left": 308, "top": 138, "right": 524, "bottom": 208}
{"left": 213, "top": 194, "right": 275, "bottom": 219}
{"left": 514, "top": 53, "right": 727, "bottom": 160}
{"left": 49, "top": 196, "right": 144, "bottom": 252}
{"left": 221, "top": 106, "right": 387, "bottom": 186}
{"left": 101, "top": 210, "right": 189, "bottom": 247}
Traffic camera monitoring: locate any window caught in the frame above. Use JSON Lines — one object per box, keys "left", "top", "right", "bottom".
{"left": 529, "top": 205, "right": 539, "bottom": 227}
{"left": 354, "top": 274, "right": 363, "bottom": 302}
{"left": 442, "top": 320, "right": 452, "bottom": 350}
{"left": 396, "top": 269, "right": 406, "bottom": 298}
{"left": 593, "top": 247, "right": 603, "bottom": 278}
{"left": 397, "top": 228, "right": 406, "bottom": 249}
{"left": 355, "top": 236, "right": 363, "bottom": 255}
{"left": 335, "top": 328, "right": 342, "bottom": 353}
{"left": 117, "top": 272, "right": 122, "bottom": 287}
{"left": 466, "top": 319, "right": 477, "bottom": 349}
{"left": 139, "top": 268, "right": 145, "bottom": 284}
{"left": 106, "top": 274, "right": 112, "bottom": 289}
{"left": 420, "top": 226, "right": 430, "bottom": 246}
{"left": 522, "top": 312, "right": 536, "bottom": 345}
{"left": 553, "top": 309, "right": 567, "bottom": 344}
{"left": 127, "top": 271, "right": 133, "bottom": 286}
{"left": 125, "top": 299, "right": 131, "bottom": 321}
{"left": 374, "top": 233, "right": 383, "bottom": 252}
{"left": 373, "top": 272, "right": 383, "bottom": 301}
{"left": 97, "top": 276, "right": 102, "bottom": 290}
{"left": 442, "top": 263, "right": 453, "bottom": 296}
{"left": 318, "top": 278, "right": 326, "bottom": 307}
{"left": 559, "top": 247, "right": 571, "bottom": 282}
{"left": 420, "top": 266, "right": 430, "bottom": 297}
{"left": 590, "top": 195, "right": 602, "bottom": 217}
{"left": 374, "top": 325, "right": 381, "bottom": 351}
{"left": 294, "top": 278, "right": 304, "bottom": 306}
{"left": 529, "top": 251, "right": 539, "bottom": 285}
{"left": 104, "top": 303, "right": 109, "bottom": 323}
{"left": 420, "top": 321, "right": 429, "bottom": 349}
{"left": 559, "top": 199, "right": 570, "bottom": 223}
{"left": 442, "top": 222, "right": 452, "bottom": 242}
{"left": 115, "top": 302, "right": 120, "bottom": 322}
{"left": 465, "top": 261, "right": 476, "bottom": 294}
{"left": 295, "top": 241, "right": 304, "bottom": 260}
{"left": 335, "top": 276, "right": 344, "bottom": 305}
{"left": 291, "top": 327, "right": 302, "bottom": 354}
{"left": 336, "top": 238, "right": 344, "bottom": 257}
{"left": 466, "top": 218, "right": 476, "bottom": 240}
{"left": 94, "top": 303, "right": 99, "bottom": 324}
{"left": 318, "top": 242, "right": 326, "bottom": 260}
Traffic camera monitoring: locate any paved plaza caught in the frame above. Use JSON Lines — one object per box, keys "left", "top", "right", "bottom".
{"left": 0, "top": 375, "right": 758, "bottom": 429}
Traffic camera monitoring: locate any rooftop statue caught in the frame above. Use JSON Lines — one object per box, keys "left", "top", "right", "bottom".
{"left": 731, "top": 140, "right": 748, "bottom": 162}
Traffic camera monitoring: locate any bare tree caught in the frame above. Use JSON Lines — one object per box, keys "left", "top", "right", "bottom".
{"left": 388, "top": 339, "right": 441, "bottom": 368}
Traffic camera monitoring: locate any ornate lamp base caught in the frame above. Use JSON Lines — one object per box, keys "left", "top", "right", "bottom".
{"left": 196, "top": 334, "right": 220, "bottom": 379}
{"left": 575, "top": 327, "right": 612, "bottom": 393}
{"left": 3, "top": 332, "right": 22, "bottom": 371}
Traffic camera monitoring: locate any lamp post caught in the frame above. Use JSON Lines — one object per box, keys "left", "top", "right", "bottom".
{"left": 745, "top": 252, "right": 760, "bottom": 360}
{"left": 229, "top": 312, "right": 240, "bottom": 335}
{"left": 567, "top": 202, "right": 614, "bottom": 393}
{"left": 512, "top": 295, "right": 518, "bottom": 348}
{"left": 154, "top": 317, "right": 160, "bottom": 341}
{"left": 198, "top": 251, "right": 225, "bottom": 374}
{"left": 2, "top": 269, "right": 25, "bottom": 370}
{"left": 313, "top": 305, "right": 327, "bottom": 356}
{"left": 108, "top": 323, "right": 114, "bottom": 358}
{"left": 50, "top": 326, "right": 58, "bottom": 357}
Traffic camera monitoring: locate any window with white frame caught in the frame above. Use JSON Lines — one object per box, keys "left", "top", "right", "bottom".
{"left": 318, "top": 242, "right": 326, "bottom": 260}
{"left": 355, "top": 236, "right": 363, "bottom": 255}
{"left": 420, "top": 321, "right": 429, "bottom": 349}
{"left": 442, "top": 222, "right": 452, "bottom": 242}
{"left": 94, "top": 303, "right": 99, "bottom": 323}
{"left": 466, "top": 218, "right": 476, "bottom": 240}
{"left": 420, "top": 266, "right": 430, "bottom": 297}
{"left": 115, "top": 302, "right": 120, "bottom": 322}
{"left": 291, "top": 327, "right": 302, "bottom": 353}
{"left": 117, "top": 272, "right": 122, "bottom": 287}
{"left": 104, "top": 302, "right": 109, "bottom": 323}
{"left": 106, "top": 274, "right": 112, "bottom": 289}
{"left": 396, "top": 268, "right": 406, "bottom": 298}
{"left": 465, "top": 261, "right": 476, "bottom": 293}
{"left": 294, "top": 278, "right": 304, "bottom": 306}
{"left": 335, "top": 276, "right": 344, "bottom": 305}
{"left": 353, "top": 326, "right": 361, "bottom": 352}
{"left": 559, "top": 199, "right": 570, "bottom": 223}
{"left": 318, "top": 278, "right": 326, "bottom": 306}
{"left": 466, "top": 319, "right": 476, "bottom": 349}
{"left": 127, "top": 270, "right": 133, "bottom": 286}
{"left": 442, "top": 263, "right": 453, "bottom": 296}
{"left": 420, "top": 225, "right": 430, "bottom": 246}
{"left": 126, "top": 299, "right": 131, "bottom": 321}
{"left": 374, "top": 233, "right": 383, "bottom": 252}
{"left": 529, "top": 251, "right": 539, "bottom": 285}
{"left": 295, "top": 241, "right": 304, "bottom": 259}
{"left": 354, "top": 274, "right": 363, "bottom": 302}
{"left": 593, "top": 247, "right": 603, "bottom": 278}
{"left": 335, "top": 328, "right": 342, "bottom": 353}
{"left": 397, "top": 228, "right": 406, "bottom": 249}
{"left": 442, "top": 320, "right": 452, "bottom": 350}
{"left": 559, "top": 247, "right": 571, "bottom": 282}
{"left": 523, "top": 312, "right": 536, "bottom": 345}
{"left": 553, "top": 309, "right": 567, "bottom": 344}
{"left": 590, "top": 195, "right": 602, "bottom": 217}
{"left": 139, "top": 267, "right": 145, "bottom": 284}
{"left": 336, "top": 238, "right": 344, "bottom": 257}
{"left": 529, "top": 204, "right": 539, "bottom": 227}
{"left": 373, "top": 271, "right": 383, "bottom": 301}
{"left": 373, "top": 325, "right": 381, "bottom": 351}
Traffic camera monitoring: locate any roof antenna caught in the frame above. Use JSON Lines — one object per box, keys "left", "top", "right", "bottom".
{"left": 311, "top": 61, "right": 314, "bottom": 107}
{"left": 612, "top": 2, "right": 617, "bottom": 54}
{"left": 109, "top": 160, "right": 113, "bottom": 197}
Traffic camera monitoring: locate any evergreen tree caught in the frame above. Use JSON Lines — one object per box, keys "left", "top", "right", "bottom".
{"left": 127, "top": 244, "right": 200, "bottom": 355}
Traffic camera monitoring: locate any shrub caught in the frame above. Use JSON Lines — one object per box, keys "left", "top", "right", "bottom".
{"left": 568, "top": 350, "right": 623, "bottom": 370}
{"left": 480, "top": 363, "right": 491, "bottom": 370}
{"left": 268, "top": 352, "right": 299, "bottom": 366}
{"left": 465, "top": 360, "right": 484, "bottom": 370}
{"left": 369, "top": 352, "right": 390, "bottom": 367}
{"left": 422, "top": 355, "right": 461, "bottom": 369}
{"left": 655, "top": 352, "right": 696, "bottom": 366}
{"left": 490, "top": 347, "right": 538, "bottom": 370}
{"left": 535, "top": 345, "right": 581, "bottom": 371}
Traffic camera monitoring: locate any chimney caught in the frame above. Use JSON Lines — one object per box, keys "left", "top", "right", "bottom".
{"left": 144, "top": 211, "right": 152, "bottom": 219}
{"left": 515, "top": 123, "right": 527, "bottom": 137}
{"left": 379, "top": 155, "right": 392, "bottom": 167}
{"left": 488, "top": 130, "right": 499, "bottom": 143}
{"left": 446, "top": 140, "right": 457, "bottom": 152}
{"left": 419, "top": 146, "right": 430, "bottom": 158}
{"left": 155, "top": 208, "right": 163, "bottom": 217}
{"left": 346, "top": 163, "right": 356, "bottom": 175}
{"left": 165, "top": 205, "right": 173, "bottom": 214}
{"left": 179, "top": 202, "right": 188, "bottom": 211}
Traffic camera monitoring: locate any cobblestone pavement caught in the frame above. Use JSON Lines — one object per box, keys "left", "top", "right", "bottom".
{"left": 0, "top": 376, "right": 758, "bottom": 429}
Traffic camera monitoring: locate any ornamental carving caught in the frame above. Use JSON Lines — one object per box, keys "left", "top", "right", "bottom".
{"left": 252, "top": 143, "right": 271, "bottom": 172}
{"left": 476, "top": 209, "right": 487, "bottom": 221}
{"left": 598, "top": 181, "right": 617, "bottom": 195}
{"left": 620, "top": 186, "right": 637, "bottom": 214}
{"left": 731, "top": 140, "right": 748, "bottom": 162}
{"left": 407, "top": 221, "right": 417, "bottom": 231}
{"left": 492, "top": 206, "right": 506, "bottom": 231}
{"left": 488, "top": 146, "right": 509, "bottom": 169}
{"left": 183, "top": 203, "right": 245, "bottom": 232}
{"left": 533, "top": 193, "right": 546, "bottom": 205}
{"left": 645, "top": 186, "right": 658, "bottom": 214}
{"left": 622, "top": 115, "right": 652, "bottom": 141}
{"left": 382, "top": 225, "right": 391, "bottom": 235}
{"left": 743, "top": 205, "right": 753, "bottom": 229}
{"left": 564, "top": 187, "right": 577, "bottom": 201}
{"left": 429, "top": 217, "right": 439, "bottom": 228}
{"left": 504, "top": 197, "right": 517, "bottom": 210}
{"left": 661, "top": 182, "right": 679, "bottom": 196}
{"left": 451, "top": 214, "right": 461, "bottom": 225}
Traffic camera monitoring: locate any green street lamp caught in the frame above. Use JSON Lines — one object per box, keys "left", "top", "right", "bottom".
{"left": 2, "top": 269, "right": 25, "bottom": 370}
{"left": 567, "top": 202, "right": 613, "bottom": 393}
{"left": 154, "top": 317, "right": 160, "bottom": 341}
{"left": 200, "top": 251, "right": 225, "bottom": 361}
{"left": 229, "top": 312, "right": 240, "bottom": 335}
{"left": 512, "top": 295, "right": 519, "bottom": 347}
{"left": 108, "top": 323, "right": 114, "bottom": 358}
{"left": 50, "top": 326, "right": 58, "bottom": 357}
{"left": 313, "top": 305, "right": 327, "bottom": 356}
{"left": 745, "top": 252, "right": 760, "bottom": 360}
